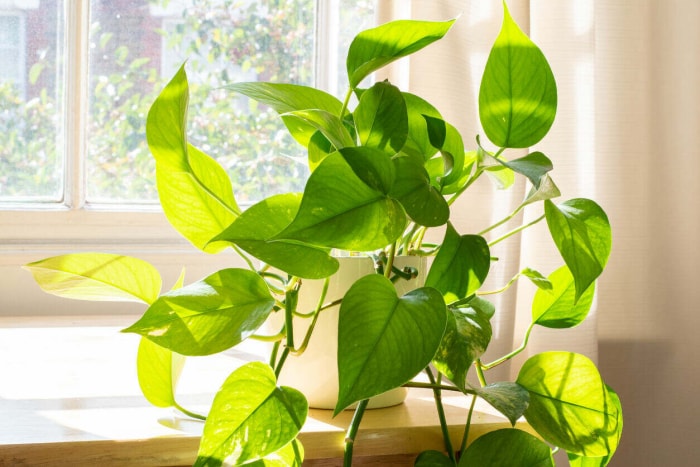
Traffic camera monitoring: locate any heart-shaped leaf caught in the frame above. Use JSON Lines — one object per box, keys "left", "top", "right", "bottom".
{"left": 211, "top": 193, "right": 339, "bottom": 279}
{"left": 390, "top": 155, "right": 449, "bottom": 227}
{"left": 123, "top": 268, "right": 275, "bottom": 356}
{"left": 228, "top": 82, "right": 343, "bottom": 147}
{"left": 195, "top": 362, "right": 308, "bottom": 467}
{"left": 147, "top": 66, "right": 240, "bottom": 253}
{"left": 335, "top": 275, "right": 447, "bottom": 414}
{"left": 136, "top": 337, "right": 185, "bottom": 408}
{"left": 522, "top": 174, "right": 561, "bottom": 206}
{"left": 401, "top": 92, "right": 442, "bottom": 160}
{"left": 517, "top": 352, "right": 622, "bottom": 457}
{"left": 474, "top": 382, "right": 530, "bottom": 426}
{"left": 338, "top": 146, "right": 395, "bottom": 194}
{"left": 347, "top": 19, "right": 456, "bottom": 88}
{"left": 459, "top": 429, "right": 554, "bottom": 467}
{"left": 276, "top": 153, "right": 406, "bottom": 251}
{"left": 426, "top": 224, "right": 490, "bottom": 303}
{"left": 545, "top": 198, "right": 611, "bottom": 301}
{"left": 25, "top": 253, "right": 161, "bottom": 304}
{"left": 479, "top": 4, "right": 557, "bottom": 148}
{"left": 501, "top": 151, "right": 553, "bottom": 186}
{"left": 354, "top": 81, "right": 407, "bottom": 154}
{"left": 307, "top": 130, "right": 334, "bottom": 171}
{"left": 282, "top": 109, "right": 355, "bottom": 149}
{"left": 521, "top": 267, "right": 553, "bottom": 291}
{"left": 532, "top": 265, "right": 595, "bottom": 328}
{"left": 567, "top": 386, "right": 622, "bottom": 467}
{"left": 245, "top": 439, "right": 304, "bottom": 467}
{"left": 433, "top": 305, "right": 492, "bottom": 391}
{"left": 424, "top": 116, "right": 466, "bottom": 187}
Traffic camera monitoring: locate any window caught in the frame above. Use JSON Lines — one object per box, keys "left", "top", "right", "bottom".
{"left": 0, "top": 13, "right": 25, "bottom": 94}
{"left": 0, "top": 0, "right": 379, "bottom": 316}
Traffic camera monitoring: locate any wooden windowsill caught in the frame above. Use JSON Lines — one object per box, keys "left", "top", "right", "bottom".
{"left": 0, "top": 316, "right": 524, "bottom": 466}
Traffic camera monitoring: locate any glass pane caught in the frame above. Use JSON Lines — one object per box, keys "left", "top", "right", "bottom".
{"left": 86, "top": 0, "right": 375, "bottom": 205}
{"left": 0, "top": 5, "right": 64, "bottom": 203}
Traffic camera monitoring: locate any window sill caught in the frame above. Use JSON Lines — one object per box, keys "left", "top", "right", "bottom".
{"left": 0, "top": 316, "right": 525, "bottom": 466}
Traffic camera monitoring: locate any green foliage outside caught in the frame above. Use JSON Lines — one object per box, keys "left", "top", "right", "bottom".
{"left": 1, "top": 0, "right": 373, "bottom": 203}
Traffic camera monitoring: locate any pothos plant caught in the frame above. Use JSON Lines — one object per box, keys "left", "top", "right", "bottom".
{"left": 26, "top": 4, "right": 622, "bottom": 467}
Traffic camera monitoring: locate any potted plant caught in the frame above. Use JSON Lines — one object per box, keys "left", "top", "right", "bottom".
{"left": 25, "top": 3, "right": 622, "bottom": 466}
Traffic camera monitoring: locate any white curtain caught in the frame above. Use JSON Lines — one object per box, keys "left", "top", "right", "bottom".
{"left": 399, "top": 1, "right": 700, "bottom": 465}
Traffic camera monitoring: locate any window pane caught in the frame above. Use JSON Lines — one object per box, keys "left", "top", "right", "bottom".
{"left": 0, "top": 4, "right": 64, "bottom": 202}
{"left": 86, "top": 0, "right": 375, "bottom": 205}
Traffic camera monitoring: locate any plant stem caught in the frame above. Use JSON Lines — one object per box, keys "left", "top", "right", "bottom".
{"left": 459, "top": 394, "right": 478, "bottom": 456}
{"left": 447, "top": 167, "right": 483, "bottom": 207}
{"left": 477, "top": 204, "right": 525, "bottom": 237}
{"left": 403, "top": 381, "right": 471, "bottom": 393}
{"left": 476, "top": 271, "right": 521, "bottom": 296}
{"left": 290, "top": 278, "right": 330, "bottom": 356}
{"left": 340, "top": 87, "right": 353, "bottom": 120}
{"left": 343, "top": 399, "right": 369, "bottom": 467}
{"left": 425, "top": 367, "right": 456, "bottom": 463}
{"left": 384, "top": 241, "right": 397, "bottom": 279}
{"left": 475, "top": 360, "right": 487, "bottom": 387}
{"left": 269, "top": 340, "right": 280, "bottom": 369}
{"left": 274, "top": 346, "right": 290, "bottom": 379}
{"left": 174, "top": 402, "right": 207, "bottom": 421}
{"left": 232, "top": 244, "right": 256, "bottom": 271}
{"left": 487, "top": 214, "right": 546, "bottom": 247}
{"left": 249, "top": 330, "right": 285, "bottom": 342}
{"left": 480, "top": 322, "right": 535, "bottom": 370}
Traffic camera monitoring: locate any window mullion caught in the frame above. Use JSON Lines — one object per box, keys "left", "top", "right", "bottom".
{"left": 314, "top": 0, "right": 340, "bottom": 95}
{"left": 63, "top": 0, "right": 90, "bottom": 210}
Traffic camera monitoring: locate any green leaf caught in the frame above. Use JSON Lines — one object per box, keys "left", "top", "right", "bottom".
{"left": 276, "top": 153, "right": 406, "bottom": 251}
{"left": 522, "top": 174, "right": 561, "bottom": 206}
{"left": 136, "top": 338, "right": 185, "bottom": 408}
{"left": 516, "top": 352, "right": 622, "bottom": 457}
{"left": 424, "top": 117, "right": 466, "bottom": 188}
{"left": 474, "top": 382, "right": 530, "bottom": 426}
{"left": 567, "top": 386, "right": 623, "bottom": 467}
{"left": 390, "top": 155, "right": 450, "bottom": 227}
{"left": 195, "top": 362, "right": 308, "bottom": 467}
{"left": 468, "top": 295, "right": 496, "bottom": 319}
{"left": 228, "top": 82, "right": 343, "bottom": 147}
{"left": 347, "top": 19, "right": 456, "bottom": 88}
{"left": 211, "top": 193, "right": 339, "bottom": 279}
{"left": 459, "top": 429, "right": 554, "bottom": 467}
{"left": 123, "top": 269, "right": 275, "bottom": 356}
{"left": 532, "top": 265, "right": 595, "bottom": 328}
{"left": 245, "top": 440, "right": 304, "bottom": 467}
{"left": 339, "top": 146, "right": 395, "bottom": 194}
{"left": 282, "top": 109, "right": 355, "bottom": 149}
{"left": 307, "top": 130, "right": 333, "bottom": 171}
{"left": 335, "top": 275, "right": 447, "bottom": 414}
{"left": 426, "top": 224, "right": 490, "bottom": 303}
{"left": 545, "top": 199, "right": 612, "bottom": 300}
{"left": 521, "top": 267, "right": 553, "bottom": 291}
{"left": 402, "top": 92, "right": 442, "bottom": 160}
{"left": 501, "top": 151, "right": 553, "bottom": 186}
{"left": 147, "top": 66, "right": 239, "bottom": 252}
{"left": 433, "top": 305, "right": 492, "bottom": 391}
{"left": 415, "top": 450, "right": 454, "bottom": 466}
{"left": 354, "top": 81, "right": 407, "bottom": 154}
{"left": 24, "top": 253, "right": 161, "bottom": 304}
{"left": 479, "top": 4, "right": 557, "bottom": 148}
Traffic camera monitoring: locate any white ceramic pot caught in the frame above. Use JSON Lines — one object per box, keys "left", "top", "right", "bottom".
{"left": 272, "top": 255, "right": 426, "bottom": 410}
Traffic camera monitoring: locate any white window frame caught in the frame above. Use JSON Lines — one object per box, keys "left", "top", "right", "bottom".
{"left": 0, "top": 0, "right": 406, "bottom": 316}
